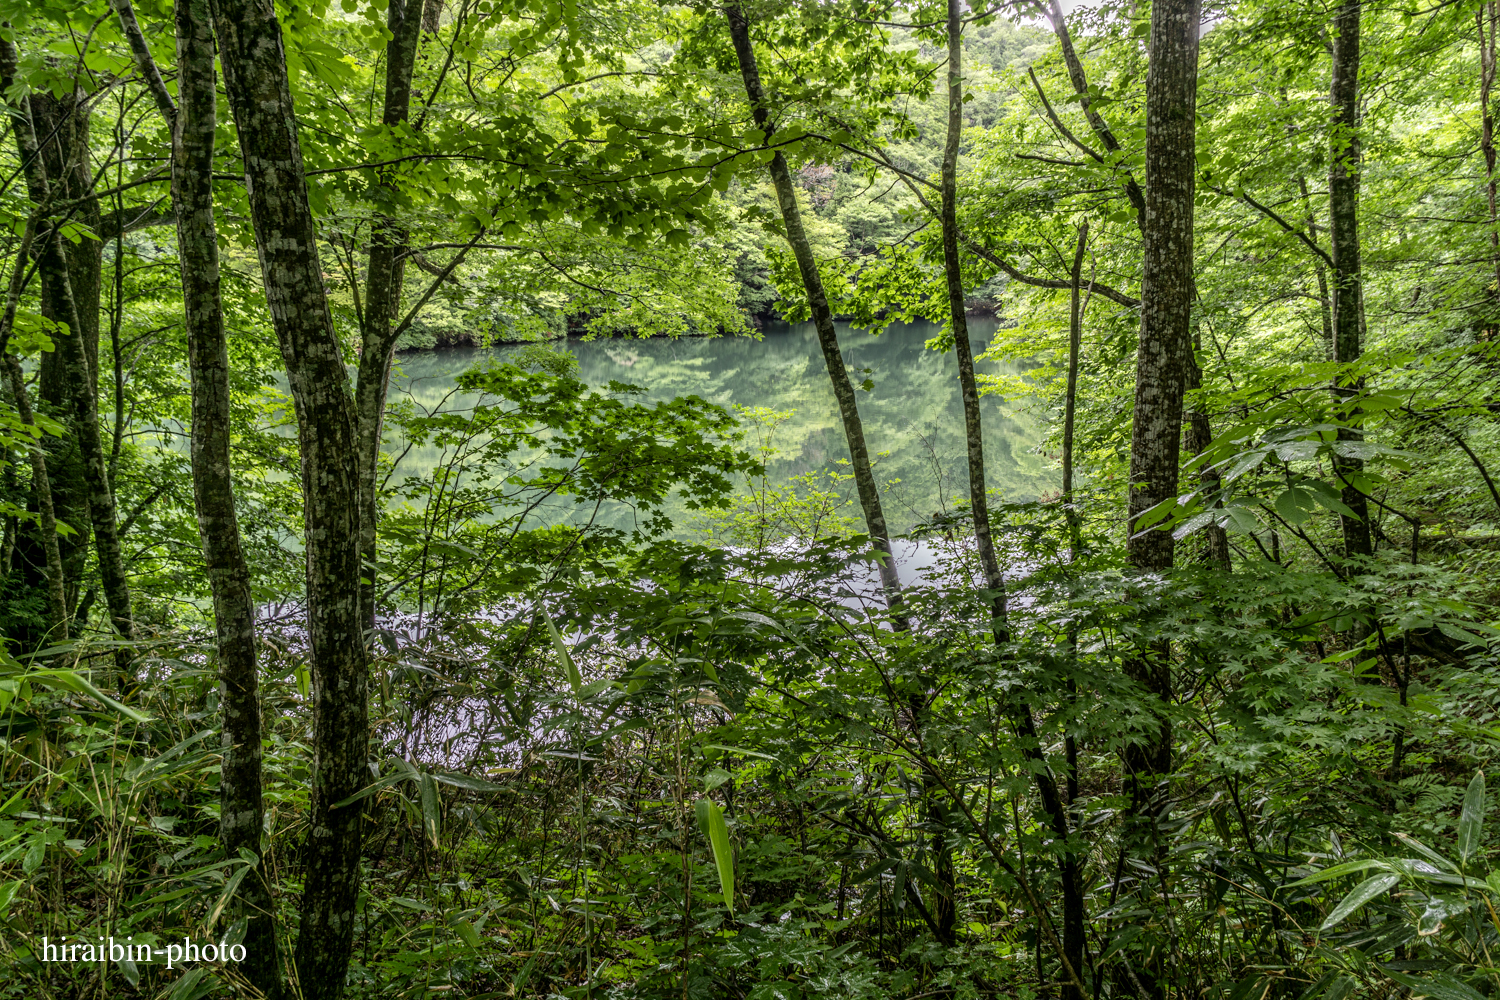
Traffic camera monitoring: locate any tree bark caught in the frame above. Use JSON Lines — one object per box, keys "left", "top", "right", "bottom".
{"left": 4, "top": 354, "right": 66, "bottom": 642}
{"left": 1480, "top": 2, "right": 1500, "bottom": 303}
{"left": 723, "top": 4, "right": 905, "bottom": 621}
{"left": 169, "top": 0, "right": 279, "bottom": 993}
{"left": 1127, "top": 0, "right": 1199, "bottom": 576}
{"left": 0, "top": 216, "right": 67, "bottom": 642}
{"left": 1063, "top": 224, "right": 1087, "bottom": 551}
{"left": 1123, "top": 5, "right": 1199, "bottom": 994}
{"left": 355, "top": 0, "right": 428, "bottom": 629}
{"left": 1328, "top": 0, "right": 1373, "bottom": 560}
{"left": 943, "top": 6, "right": 1086, "bottom": 997}
{"left": 1184, "top": 337, "right": 1230, "bottom": 570}
{"left": 939, "top": 0, "right": 1005, "bottom": 625}
{"left": 1297, "top": 175, "right": 1336, "bottom": 362}
{"left": 107, "top": 0, "right": 177, "bottom": 123}
{"left": 1037, "top": 0, "right": 1146, "bottom": 223}
{"left": 0, "top": 42, "right": 136, "bottom": 683}
{"left": 210, "top": 2, "right": 369, "bottom": 997}
{"left": 15, "top": 88, "right": 97, "bottom": 619}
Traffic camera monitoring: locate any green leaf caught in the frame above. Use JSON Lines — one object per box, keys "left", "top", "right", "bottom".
{"left": 1458, "top": 771, "right": 1484, "bottom": 863}
{"left": 1320, "top": 872, "right": 1400, "bottom": 930}
{"left": 207, "top": 860, "right": 253, "bottom": 929}
{"left": 695, "top": 798, "right": 735, "bottom": 917}
{"left": 166, "top": 967, "right": 211, "bottom": 1000}
{"left": 1395, "top": 832, "right": 1457, "bottom": 872}
{"left": 22, "top": 668, "right": 150, "bottom": 723}
{"left": 1131, "top": 496, "right": 1179, "bottom": 532}
{"left": 1274, "top": 488, "right": 1314, "bottom": 525}
{"left": 330, "top": 768, "right": 412, "bottom": 809}
{"left": 455, "top": 918, "right": 482, "bottom": 949}
{"left": 544, "top": 609, "right": 582, "bottom": 697}
{"left": 419, "top": 772, "right": 441, "bottom": 847}
{"left": 1286, "top": 859, "right": 1391, "bottom": 886}
{"left": 22, "top": 836, "right": 43, "bottom": 875}
{"left": 1302, "top": 479, "right": 1357, "bottom": 518}
{"left": 1321, "top": 976, "right": 1358, "bottom": 1000}
{"left": 1384, "top": 971, "right": 1489, "bottom": 1000}
{"left": 429, "top": 770, "right": 515, "bottom": 792}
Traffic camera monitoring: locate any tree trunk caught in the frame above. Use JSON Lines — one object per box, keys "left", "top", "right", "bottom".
{"left": 0, "top": 217, "right": 67, "bottom": 642}
{"left": 1063, "top": 223, "right": 1087, "bottom": 551}
{"left": 1480, "top": 2, "right": 1500, "bottom": 303}
{"left": 1297, "top": 175, "right": 1336, "bottom": 362}
{"left": 1123, "top": 2, "right": 1200, "bottom": 993}
{"left": 1184, "top": 328, "right": 1229, "bottom": 569}
{"left": 211, "top": 2, "right": 369, "bottom": 997}
{"left": 0, "top": 43, "right": 136, "bottom": 684}
{"left": 14, "top": 88, "right": 96, "bottom": 624}
{"left": 355, "top": 0, "right": 429, "bottom": 629}
{"left": 938, "top": 0, "right": 1005, "bottom": 624}
{"left": 1039, "top": 0, "right": 1145, "bottom": 223}
{"left": 943, "top": 6, "right": 1085, "bottom": 997}
{"left": 1328, "top": 0, "right": 1373, "bottom": 560}
{"left": 723, "top": 4, "right": 905, "bottom": 621}
{"left": 4, "top": 356, "right": 66, "bottom": 642}
{"left": 170, "top": 0, "right": 279, "bottom": 992}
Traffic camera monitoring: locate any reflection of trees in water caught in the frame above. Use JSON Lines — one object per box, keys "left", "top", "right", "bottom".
{"left": 386, "top": 319, "right": 1052, "bottom": 534}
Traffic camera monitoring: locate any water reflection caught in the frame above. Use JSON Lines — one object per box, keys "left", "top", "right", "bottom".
{"left": 388, "top": 317, "right": 1053, "bottom": 535}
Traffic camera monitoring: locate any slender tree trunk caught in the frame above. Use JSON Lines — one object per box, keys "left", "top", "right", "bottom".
{"left": 1058, "top": 221, "right": 1089, "bottom": 1000}
{"left": 5, "top": 357, "right": 66, "bottom": 641}
{"left": 942, "top": 6, "right": 1085, "bottom": 997}
{"left": 939, "top": 0, "right": 1005, "bottom": 622}
{"left": 211, "top": 2, "right": 369, "bottom": 997}
{"left": 0, "top": 42, "right": 136, "bottom": 684}
{"left": 1038, "top": 0, "right": 1145, "bottom": 222}
{"left": 723, "top": 4, "right": 905, "bottom": 620}
{"left": 0, "top": 218, "right": 66, "bottom": 641}
{"left": 170, "top": 1, "right": 279, "bottom": 993}
{"left": 1184, "top": 327, "right": 1229, "bottom": 569}
{"left": 355, "top": 0, "right": 428, "bottom": 629}
{"left": 1328, "top": 0, "right": 1373, "bottom": 561}
{"left": 1480, "top": 2, "right": 1500, "bottom": 305}
{"left": 16, "top": 89, "right": 95, "bottom": 622}
{"left": 1297, "top": 176, "right": 1336, "bottom": 361}
{"left": 107, "top": 0, "right": 177, "bottom": 122}
{"left": 1063, "top": 223, "right": 1087, "bottom": 551}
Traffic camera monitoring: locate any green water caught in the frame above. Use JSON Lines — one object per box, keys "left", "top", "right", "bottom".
{"left": 387, "top": 318, "right": 1055, "bottom": 535}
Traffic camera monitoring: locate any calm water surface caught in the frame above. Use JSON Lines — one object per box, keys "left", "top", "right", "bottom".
{"left": 387, "top": 318, "right": 1055, "bottom": 535}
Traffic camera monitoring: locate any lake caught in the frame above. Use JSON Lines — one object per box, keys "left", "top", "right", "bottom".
{"left": 387, "top": 317, "right": 1055, "bottom": 536}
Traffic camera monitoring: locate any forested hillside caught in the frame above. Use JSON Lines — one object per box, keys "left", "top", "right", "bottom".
{"left": 1, "top": 1, "right": 1499, "bottom": 999}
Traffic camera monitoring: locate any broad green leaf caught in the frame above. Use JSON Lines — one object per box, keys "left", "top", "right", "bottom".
{"left": 1458, "top": 771, "right": 1484, "bottom": 863}
{"left": 1319, "top": 872, "right": 1399, "bottom": 930}
{"left": 1384, "top": 971, "right": 1489, "bottom": 1000}
{"left": 22, "top": 837, "right": 44, "bottom": 875}
{"left": 1274, "top": 488, "right": 1314, "bottom": 525}
{"left": 23, "top": 668, "right": 149, "bottom": 723}
{"left": 330, "top": 770, "right": 411, "bottom": 809}
{"left": 544, "top": 609, "right": 582, "bottom": 697}
{"left": 455, "top": 918, "right": 482, "bottom": 949}
{"left": 1395, "top": 832, "right": 1457, "bottom": 872}
{"left": 1287, "top": 859, "right": 1391, "bottom": 886}
{"left": 695, "top": 798, "right": 735, "bottom": 917}
{"left": 429, "top": 770, "right": 515, "bottom": 792}
{"left": 207, "top": 860, "right": 253, "bottom": 928}
{"left": 166, "top": 967, "right": 210, "bottom": 1000}
{"left": 419, "top": 772, "right": 441, "bottom": 847}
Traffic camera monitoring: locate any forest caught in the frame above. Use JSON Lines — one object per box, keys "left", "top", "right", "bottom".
{"left": 1, "top": 0, "right": 1499, "bottom": 998}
